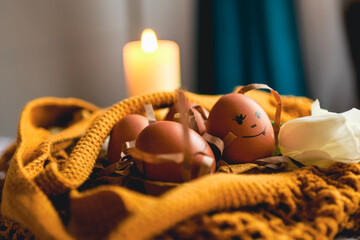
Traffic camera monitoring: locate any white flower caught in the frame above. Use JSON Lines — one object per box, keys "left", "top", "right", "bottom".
{"left": 278, "top": 100, "right": 360, "bottom": 167}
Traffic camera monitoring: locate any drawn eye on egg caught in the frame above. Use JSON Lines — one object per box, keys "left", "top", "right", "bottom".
{"left": 233, "top": 114, "right": 246, "bottom": 125}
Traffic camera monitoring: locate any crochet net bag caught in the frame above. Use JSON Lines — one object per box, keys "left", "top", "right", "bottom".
{"left": 1, "top": 89, "right": 359, "bottom": 240}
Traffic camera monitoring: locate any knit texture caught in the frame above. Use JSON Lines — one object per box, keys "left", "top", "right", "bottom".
{"left": 1, "top": 89, "right": 358, "bottom": 239}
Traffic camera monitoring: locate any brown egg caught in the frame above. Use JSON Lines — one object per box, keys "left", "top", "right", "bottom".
{"left": 135, "top": 121, "right": 215, "bottom": 182}
{"left": 107, "top": 114, "right": 149, "bottom": 163}
{"left": 165, "top": 102, "right": 209, "bottom": 135}
{"left": 206, "top": 93, "right": 274, "bottom": 163}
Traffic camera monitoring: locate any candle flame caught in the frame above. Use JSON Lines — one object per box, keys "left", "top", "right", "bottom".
{"left": 141, "top": 28, "right": 158, "bottom": 53}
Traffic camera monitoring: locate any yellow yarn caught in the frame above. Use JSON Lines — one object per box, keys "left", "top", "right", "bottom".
{"left": 1, "top": 89, "right": 358, "bottom": 240}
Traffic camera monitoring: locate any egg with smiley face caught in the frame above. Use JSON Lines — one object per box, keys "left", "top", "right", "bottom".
{"left": 206, "top": 93, "right": 275, "bottom": 163}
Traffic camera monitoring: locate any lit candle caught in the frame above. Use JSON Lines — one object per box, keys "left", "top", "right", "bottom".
{"left": 123, "top": 29, "right": 181, "bottom": 97}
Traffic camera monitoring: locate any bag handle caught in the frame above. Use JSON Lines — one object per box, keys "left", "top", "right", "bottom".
{"left": 32, "top": 88, "right": 280, "bottom": 195}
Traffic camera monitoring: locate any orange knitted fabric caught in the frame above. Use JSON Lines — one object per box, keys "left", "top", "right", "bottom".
{"left": 1, "top": 90, "right": 358, "bottom": 240}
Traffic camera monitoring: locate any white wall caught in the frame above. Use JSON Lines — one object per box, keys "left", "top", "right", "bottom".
{"left": 296, "top": 0, "right": 358, "bottom": 111}
{"left": 0, "top": 0, "right": 196, "bottom": 137}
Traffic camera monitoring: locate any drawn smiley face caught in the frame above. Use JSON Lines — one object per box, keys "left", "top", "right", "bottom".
{"left": 233, "top": 111, "right": 267, "bottom": 138}
{"left": 207, "top": 93, "right": 275, "bottom": 163}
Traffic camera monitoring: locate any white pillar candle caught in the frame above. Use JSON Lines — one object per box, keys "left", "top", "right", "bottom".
{"left": 123, "top": 29, "right": 181, "bottom": 97}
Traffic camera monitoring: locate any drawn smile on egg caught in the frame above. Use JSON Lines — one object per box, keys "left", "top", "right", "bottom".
{"left": 242, "top": 125, "right": 267, "bottom": 138}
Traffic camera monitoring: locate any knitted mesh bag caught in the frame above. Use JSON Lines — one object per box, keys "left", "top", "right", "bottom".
{"left": 1, "top": 89, "right": 359, "bottom": 240}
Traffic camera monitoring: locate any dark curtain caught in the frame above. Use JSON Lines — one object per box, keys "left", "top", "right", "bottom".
{"left": 346, "top": 1, "right": 360, "bottom": 96}
{"left": 197, "top": 0, "right": 306, "bottom": 96}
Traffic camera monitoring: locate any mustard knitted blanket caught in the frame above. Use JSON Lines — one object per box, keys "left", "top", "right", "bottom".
{"left": 1, "top": 90, "right": 359, "bottom": 240}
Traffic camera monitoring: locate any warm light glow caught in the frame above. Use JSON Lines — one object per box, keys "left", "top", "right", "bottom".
{"left": 141, "top": 28, "right": 158, "bottom": 53}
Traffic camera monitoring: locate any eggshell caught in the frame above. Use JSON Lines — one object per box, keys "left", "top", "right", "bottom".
{"left": 135, "top": 121, "right": 215, "bottom": 182}
{"left": 107, "top": 114, "right": 149, "bottom": 163}
{"left": 165, "top": 102, "right": 209, "bottom": 135}
{"left": 206, "top": 93, "right": 274, "bottom": 163}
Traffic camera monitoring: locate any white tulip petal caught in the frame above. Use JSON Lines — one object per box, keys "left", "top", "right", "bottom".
{"left": 278, "top": 100, "right": 360, "bottom": 167}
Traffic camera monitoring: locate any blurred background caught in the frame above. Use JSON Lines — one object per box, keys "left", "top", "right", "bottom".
{"left": 0, "top": 0, "right": 360, "bottom": 137}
